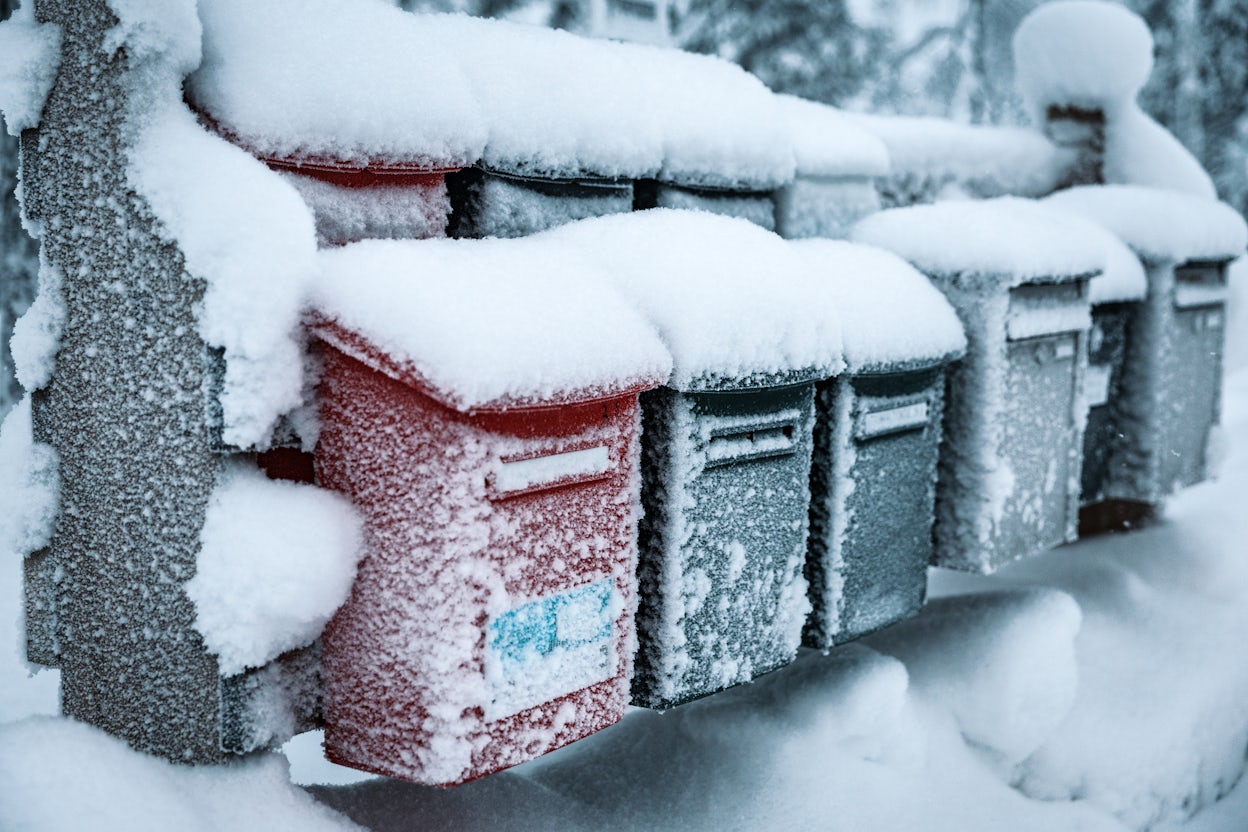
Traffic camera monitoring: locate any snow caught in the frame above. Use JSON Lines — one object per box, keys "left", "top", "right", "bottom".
{"left": 542, "top": 209, "right": 844, "bottom": 390}
{"left": 849, "top": 197, "right": 1108, "bottom": 283}
{"left": 128, "top": 101, "right": 319, "bottom": 449}
{"left": 0, "top": 394, "right": 58, "bottom": 563}
{"left": 185, "top": 461, "right": 363, "bottom": 677}
{"left": 102, "top": 0, "right": 201, "bottom": 73}
{"left": 1013, "top": 0, "right": 1217, "bottom": 199}
{"left": 310, "top": 236, "right": 671, "bottom": 411}
{"left": 777, "top": 95, "right": 890, "bottom": 179}
{"left": 847, "top": 113, "right": 1074, "bottom": 201}
{"left": 1045, "top": 186, "right": 1248, "bottom": 266}
{"left": 275, "top": 169, "right": 450, "bottom": 247}
{"left": 0, "top": 6, "right": 61, "bottom": 137}
{"left": 188, "top": 0, "right": 792, "bottom": 188}
{"left": 1012, "top": 1, "right": 1154, "bottom": 120}
{"left": 791, "top": 239, "right": 966, "bottom": 373}
{"left": 9, "top": 253, "right": 64, "bottom": 393}
{"left": 1087, "top": 224, "right": 1148, "bottom": 305}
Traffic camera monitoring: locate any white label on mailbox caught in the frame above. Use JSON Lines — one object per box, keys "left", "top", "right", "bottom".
{"left": 1054, "top": 340, "right": 1076, "bottom": 360}
{"left": 495, "top": 446, "right": 610, "bottom": 496}
{"left": 1207, "top": 310, "right": 1224, "bottom": 330}
{"left": 485, "top": 580, "right": 617, "bottom": 720}
{"left": 858, "top": 401, "right": 929, "bottom": 439}
{"left": 1085, "top": 363, "right": 1113, "bottom": 408}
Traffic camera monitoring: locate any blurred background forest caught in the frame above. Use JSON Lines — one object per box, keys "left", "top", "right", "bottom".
{"left": 3, "top": 0, "right": 1248, "bottom": 411}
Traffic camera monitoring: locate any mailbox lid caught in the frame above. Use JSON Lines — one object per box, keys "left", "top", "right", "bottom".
{"left": 310, "top": 236, "right": 671, "bottom": 413}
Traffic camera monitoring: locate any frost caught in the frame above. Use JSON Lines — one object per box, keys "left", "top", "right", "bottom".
{"left": 0, "top": 7, "right": 61, "bottom": 137}
{"left": 1044, "top": 185, "right": 1248, "bottom": 266}
{"left": 102, "top": 0, "right": 201, "bottom": 74}
{"left": 128, "top": 101, "right": 318, "bottom": 449}
{"left": 186, "top": 461, "right": 364, "bottom": 677}
{"left": 311, "top": 235, "right": 671, "bottom": 411}
{"left": 9, "top": 254, "right": 65, "bottom": 393}
{"left": 0, "top": 395, "right": 59, "bottom": 559}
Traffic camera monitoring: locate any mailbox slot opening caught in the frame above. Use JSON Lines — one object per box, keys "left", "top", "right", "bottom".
{"left": 1175, "top": 262, "right": 1229, "bottom": 309}
{"left": 491, "top": 444, "right": 613, "bottom": 498}
{"left": 705, "top": 418, "right": 798, "bottom": 467}
{"left": 855, "top": 399, "right": 930, "bottom": 441}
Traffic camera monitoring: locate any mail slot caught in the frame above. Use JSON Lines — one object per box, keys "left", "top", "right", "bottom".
{"left": 310, "top": 237, "right": 669, "bottom": 785}
{"left": 634, "top": 180, "right": 777, "bottom": 231}
{"left": 449, "top": 167, "right": 634, "bottom": 239}
{"left": 851, "top": 198, "right": 1102, "bottom": 572}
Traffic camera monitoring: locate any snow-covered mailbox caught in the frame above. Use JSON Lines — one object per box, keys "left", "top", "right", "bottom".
{"left": 631, "top": 52, "right": 795, "bottom": 232}
{"left": 547, "top": 210, "right": 843, "bottom": 707}
{"left": 774, "top": 96, "right": 890, "bottom": 240}
{"left": 791, "top": 241, "right": 965, "bottom": 646}
{"left": 852, "top": 199, "right": 1105, "bottom": 572}
{"left": 308, "top": 238, "right": 671, "bottom": 785}
{"left": 187, "top": 0, "right": 490, "bottom": 246}
{"left": 1045, "top": 186, "right": 1248, "bottom": 517}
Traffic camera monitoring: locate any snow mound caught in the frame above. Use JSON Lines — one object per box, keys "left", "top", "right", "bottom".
{"left": 0, "top": 717, "right": 357, "bottom": 832}
{"left": 777, "top": 95, "right": 890, "bottom": 178}
{"left": 9, "top": 255, "right": 64, "bottom": 393}
{"left": 541, "top": 209, "right": 844, "bottom": 389}
{"left": 129, "top": 102, "right": 319, "bottom": 450}
{"left": 1104, "top": 108, "right": 1217, "bottom": 198}
{"left": 188, "top": 0, "right": 792, "bottom": 188}
{"left": 0, "top": 396, "right": 58, "bottom": 560}
{"left": 0, "top": 6, "right": 61, "bottom": 137}
{"left": 1045, "top": 185, "right": 1248, "bottom": 265}
{"left": 186, "top": 462, "right": 364, "bottom": 676}
{"left": 103, "top": 0, "right": 201, "bottom": 73}
{"left": 868, "top": 588, "right": 1082, "bottom": 766}
{"left": 1013, "top": 1, "right": 1153, "bottom": 118}
{"left": 311, "top": 235, "right": 671, "bottom": 410}
{"left": 791, "top": 239, "right": 965, "bottom": 372}
{"left": 849, "top": 198, "right": 1107, "bottom": 282}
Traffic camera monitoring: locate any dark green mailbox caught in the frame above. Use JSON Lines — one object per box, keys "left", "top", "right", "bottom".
{"left": 852, "top": 199, "right": 1104, "bottom": 572}
{"left": 543, "top": 209, "right": 843, "bottom": 707}
{"left": 1046, "top": 186, "right": 1247, "bottom": 523}
{"left": 449, "top": 167, "right": 634, "bottom": 239}
{"left": 794, "top": 241, "right": 965, "bottom": 646}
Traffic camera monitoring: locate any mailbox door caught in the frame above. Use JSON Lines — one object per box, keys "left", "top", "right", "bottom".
{"left": 1159, "top": 304, "right": 1225, "bottom": 491}
{"left": 1081, "top": 304, "right": 1133, "bottom": 503}
{"left": 635, "top": 180, "right": 777, "bottom": 232}
{"left": 449, "top": 169, "right": 634, "bottom": 239}
{"left": 633, "top": 383, "right": 815, "bottom": 708}
{"left": 999, "top": 330, "right": 1082, "bottom": 557}
{"left": 838, "top": 369, "right": 944, "bottom": 643}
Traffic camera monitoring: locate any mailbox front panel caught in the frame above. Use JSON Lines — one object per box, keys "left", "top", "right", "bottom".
{"left": 805, "top": 368, "right": 944, "bottom": 648}
{"left": 998, "top": 331, "right": 1082, "bottom": 558}
{"left": 450, "top": 170, "right": 633, "bottom": 238}
{"left": 1159, "top": 304, "right": 1225, "bottom": 491}
{"left": 636, "top": 181, "right": 777, "bottom": 232}
{"left": 633, "top": 384, "right": 815, "bottom": 708}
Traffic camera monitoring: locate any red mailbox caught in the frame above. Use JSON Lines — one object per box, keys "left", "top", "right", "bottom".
{"left": 308, "top": 238, "right": 670, "bottom": 786}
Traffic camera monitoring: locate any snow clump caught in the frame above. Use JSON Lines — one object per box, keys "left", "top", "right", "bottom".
{"left": 186, "top": 461, "right": 364, "bottom": 676}
{"left": 0, "top": 396, "right": 59, "bottom": 559}
{"left": 0, "top": 5, "right": 61, "bottom": 136}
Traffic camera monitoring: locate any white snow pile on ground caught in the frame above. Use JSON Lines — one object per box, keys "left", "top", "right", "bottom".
{"left": 1013, "top": 0, "right": 1216, "bottom": 198}
{"left": 0, "top": 5, "right": 61, "bottom": 136}
{"left": 6, "top": 331, "right": 1248, "bottom": 830}
{"left": 186, "top": 461, "right": 364, "bottom": 677}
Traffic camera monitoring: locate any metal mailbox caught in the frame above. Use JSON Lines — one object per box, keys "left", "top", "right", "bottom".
{"left": 449, "top": 167, "right": 634, "bottom": 239}
{"left": 852, "top": 199, "right": 1104, "bottom": 572}
{"left": 309, "top": 238, "right": 669, "bottom": 785}
{"left": 794, "top": 239, "right": 964, "bottom": 647}
{"left": 634, "top": 179, "right": 778, "bottom": 232}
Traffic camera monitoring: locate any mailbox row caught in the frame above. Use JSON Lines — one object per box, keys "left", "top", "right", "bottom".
{"left": 299, "top": 194, "right": 1244, "bottom": 786}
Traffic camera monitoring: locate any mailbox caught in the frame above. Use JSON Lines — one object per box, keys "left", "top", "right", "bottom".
{"left": 309, "top": 237, "right": 670, "bottom": 785}
{"left": 543, "top": 210, "right": 843, "bottom": 707}
{"left": 793, "top": 240, "right": 965, "bottom": 646}
{"left": 449, "top": 167, "right": 634, "bottom": 239}
{"left": 852, "top": 199, "right": 1105, "bottom": 572}
{"left": 634, "top": 179, "right": 778, "bottom": 231}
{"left": 1045, "top": 186, "right": 1248, "bottom": 524}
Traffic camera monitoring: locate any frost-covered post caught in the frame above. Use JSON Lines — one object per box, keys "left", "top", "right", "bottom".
{"left": 21, "top": 0, "right": 225, "bottom": 761}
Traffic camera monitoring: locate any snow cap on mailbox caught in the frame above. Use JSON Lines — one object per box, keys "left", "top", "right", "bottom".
{"left": 309, "top": 237, "right": 672, "bottom": 411}
{"left": 542, "top": 209, "right": 844, "bottom": 389}
{"left": 851, "top": 197, "right": 1108, "bottom": 288}
{"left": 778, "top": 96, "right": 890, "bottom": 180}
{"left": 1044, "top": 186, "right": 1248, "bottom": 267}
{"left": 789, "top": 240, "right": 966, "bottom": 373}
{"left": 189, "top": 0, "right": 791, "bottom": 187}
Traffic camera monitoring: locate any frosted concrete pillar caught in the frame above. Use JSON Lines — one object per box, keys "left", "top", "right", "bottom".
{"left": 22, "top": 0, "right": 225, "bottom": 762}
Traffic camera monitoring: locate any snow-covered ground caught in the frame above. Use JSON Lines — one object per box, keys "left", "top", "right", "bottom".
{"left": 2, "top": 260, "right": 1246, "bottom": 830}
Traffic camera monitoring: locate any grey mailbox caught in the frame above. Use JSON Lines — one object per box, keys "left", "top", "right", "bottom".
{"left": 1046, "top": 186, "right": 1248, "bottom": 527}
{"left": 545, "top": 210, "right": 843, "bottom": 707}
{"left": 793, "top": 241, "right": 965, "bottom": 646}
{"left": 634, "top": 179, "right": 778, "bottom": 231}
{"left": 449, "top": 167, "right": 634, "bottom": 239}
{"left": 852, "top": 199, "right": 1105, "bottom": 572}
